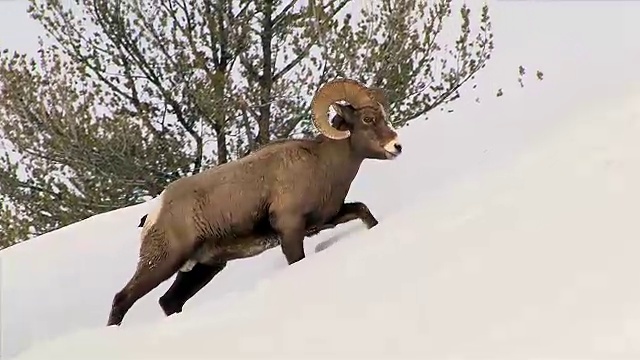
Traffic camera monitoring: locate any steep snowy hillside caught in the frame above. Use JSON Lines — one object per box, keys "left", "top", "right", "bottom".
{"left": 9, "top": 87, "right": 640, "bottom": 360}
{"left": 0, "top": 49, "right": 564, "bottom": 357}
{"left": 0, "top": 64, "right": 565, "bottom": 358}
{"left": 0, "top": 95, "right": 524, "bottom": 358}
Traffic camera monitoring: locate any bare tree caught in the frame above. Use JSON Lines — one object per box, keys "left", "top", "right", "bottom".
{"left": 0, "top": 0, "right": 542, "bottom": 248}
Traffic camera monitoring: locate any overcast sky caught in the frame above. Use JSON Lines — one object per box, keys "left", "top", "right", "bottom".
{"left": 4, "top": 0, "right": 640, "bottom": 94}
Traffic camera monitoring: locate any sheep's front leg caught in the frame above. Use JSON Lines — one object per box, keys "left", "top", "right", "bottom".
{"left": 306, "top": 202, "right": 379, "bottom": 237}
{"left": 332, "top": 201, "right": 378, "bottom": 229}
{"left": 271, "top": 213, "right": 306, "bottom": 265}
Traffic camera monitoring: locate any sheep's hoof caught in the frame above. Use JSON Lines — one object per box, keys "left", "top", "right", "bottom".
{"left": 365, "top": 217, "right": 378, "bottom": 229}
{"left": 159, "top": 295, "right": 183, "bottom": 316}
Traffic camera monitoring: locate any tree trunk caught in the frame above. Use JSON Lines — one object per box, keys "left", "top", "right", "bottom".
{"left": 214, "top": 0, "right": 230, "bottom": 164}
{"left": 257, "top": 0, "right": 274, "bottom": 146}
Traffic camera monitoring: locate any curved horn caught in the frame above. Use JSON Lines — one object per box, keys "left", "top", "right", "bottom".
{"left": 311, "top": 79, "right": 373, "bottom": 140}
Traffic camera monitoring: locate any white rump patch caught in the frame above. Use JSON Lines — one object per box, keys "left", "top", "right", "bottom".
{"left": 140, "top": 192, "right": 164, "bottom": 239}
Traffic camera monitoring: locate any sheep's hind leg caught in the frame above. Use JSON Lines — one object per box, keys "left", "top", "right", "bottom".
{"left": 107, "top": 235, "right": 189, "bottom": 326}
{"left": 306, "top": 202, "right": 379, "bottom": 237}
{"left": 158, "top": 261, "right": 227, "bottom": 316}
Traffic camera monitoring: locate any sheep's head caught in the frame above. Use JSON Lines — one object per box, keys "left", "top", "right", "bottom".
{"left": 311, "top": 78, "right": 402, "bottom": 160}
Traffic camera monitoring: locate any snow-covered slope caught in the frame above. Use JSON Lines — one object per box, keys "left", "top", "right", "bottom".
{"left": 0, "top": 98, "right": 513, "bottom": 358}
{"left": 5, "top": 87, "right": 640, "bottom": 358}
{"left": 0, "top": 43, "right": 562, "bottom": 357}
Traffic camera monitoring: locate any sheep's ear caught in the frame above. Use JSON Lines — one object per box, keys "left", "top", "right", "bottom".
{"left": 329, "top": 103, "right": 354, "bottom": 131}
{"left": 330, "top": 104, "right": 343, "bottom": 117}
{"left": 331, "top": 103, "right": 356, "bottom": 123}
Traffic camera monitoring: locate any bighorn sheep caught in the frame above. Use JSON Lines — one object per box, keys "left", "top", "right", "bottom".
{"left": 107, "top": 78, "right": 403, "bottom": 326}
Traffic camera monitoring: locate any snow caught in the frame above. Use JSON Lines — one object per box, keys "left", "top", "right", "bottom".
{"left": 4, "top": 0, "right": 640, "bottom": 359}
{"left": 7, "top": 83, "right": 640, "bottom": 359}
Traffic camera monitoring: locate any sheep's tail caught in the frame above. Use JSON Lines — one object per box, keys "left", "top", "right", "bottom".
{"left": 138, "top": 214, "right": 148, "bottom": 227}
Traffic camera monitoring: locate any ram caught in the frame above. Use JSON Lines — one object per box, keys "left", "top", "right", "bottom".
{"left": 108, "top": 78, "right": 403, "bottom": 326}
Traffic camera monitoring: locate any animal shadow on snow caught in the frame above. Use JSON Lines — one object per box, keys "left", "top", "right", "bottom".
{"left": 314, "top": 224, "right": 367, "bottom": 253}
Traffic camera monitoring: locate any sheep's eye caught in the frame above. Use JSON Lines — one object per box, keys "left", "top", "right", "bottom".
{"left": 363, "top": 117, "right": 374, "bottom": 124}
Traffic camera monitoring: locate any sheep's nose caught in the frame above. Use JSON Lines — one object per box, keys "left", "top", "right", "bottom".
{"left": 383, "top": 138, "right": 403, "bottom": 159}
